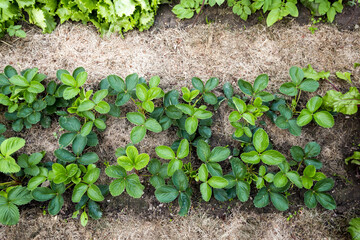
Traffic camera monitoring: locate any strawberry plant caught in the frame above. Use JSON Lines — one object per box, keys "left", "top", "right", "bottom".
{"left": 0, "top": 65, "right": 351, "bottom": 226}
{"left": 297, "top": 96, "right": 334, "bottom": 128}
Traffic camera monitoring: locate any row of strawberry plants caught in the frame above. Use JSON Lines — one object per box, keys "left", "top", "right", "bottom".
{"left": 1, "top": 0, "right": 355, "bottom": 39}
{"left": 0, "top": 65, "right": 359, "bottom": 226}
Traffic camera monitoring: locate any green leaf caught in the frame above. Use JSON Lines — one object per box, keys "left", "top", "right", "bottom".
{"left": 94, "top": 101, "right": 110, "bottom": 114}
{"left": 83, "top": 166, "right": 100, "bottom": 184}
{"left": 275, "top": 116, "right": 290, "bottom": 129}
{"left": 48, "top": 195, "right": 64, "bottom": 215}
{"left": 27, "top": 81, "right": 45, "bottom": 93}
{"left": 237, "top": 79, "right": 253, "bottom": 96}
{"left": 72, "top": 135, "right": 87, "bottom": 155}
{"left": 125, "top": 73, "right": 139, "bottom": 91}
{"left": 269, "top": 192, "right": 289, "bottom": 211}
{"left": 185, "top": 116, "right": 198, "bottom": 135}
{"left": 72, "top": 183, "right": 88, "bottom": 203}
{"left": 8, "top": 186, "right": 32, "bottom": 205}
{"left": 289, "top": 66, "right": 304, "bottom": 85}
{"left": 306, "top": 96, "right": 323, "bottom": 113}
{"left": 223, "top": 82, "right": 234, "bottom": 99}
{"left": 200, "top": 183, "right": 212, "bottom": 201}
{"left": 134, "top": 153, "right": 150, "bottom": 170}
{"left": 80, "top": 211, "right": 88, "bottom": 227}
{"left": 149, "top": 76, "right": 160, "bottom": 88}
{"left": 273, "top": 172, "right": 288, "bottom": 188}
{"left": 60, "top": 74, "right": 77, "bottom": 87}
{"left": 192, "top": 77, "right": 204, "bottom": 92}
{"left": 81, "top": 122, "right": 93, "bottom": 137}
{"left": 348, "top": 217, "right": 360, "bottom": 240}
{"left": 4, "top": 66, "right": 18, "bottom": 78}
{"left": 290, "top": 146, "right": 304, "bottom": 162}
{"left": 197, "top": 140, "right": 210, "bottom": 162}
{"left": 236, "top": 181, "right": 250, "bottom": 202}
{"left": 204, "top": 77, "right": 219, "bottom": 91}
{"left": 232, "top": 97, "right": 246, "bottom": 113}
{"left": 266, "top": 9, "right": 280, "bottom": 26}
{"left": 315, "top": 193, "right": 336, "bottom": 210}
{"left": 313, "top": 111, "right": 334, "bottom": 128}
{"left": 230, "top": 158, "right": 246, "bottom": 179}
{"left": 253, "top": 188, "right": 269, "bottom": 208}
{"left": 279, "top": 82, "right": 297, "bottom": 96}
{"left": 87, "top": 184, "right": 104, "bottom": 202}
{"left": 144, "top": 118, "right": 162, "bottom": 133}
{"left": 1, "top": 137, "right": 25, "bottom": 156}
{"left": 148, "top": 158, "right": 161, "bottom": 175}
{"left": 304, "top": 142, "right": 321, "bottom": 157}
{"left": 177, "top": 139, "right": 189, "bottom": 159}
{"left": 78, "top": 152, "right": 99, "bottom": 165}
{"left": 178, "top": 192, "right": 191, "bottom": 216}
{"left": 149, "top": 175, "right": 165, "bottom": 189}
{"left": 75, "top": 72, "right": 87, "bottom": 87}
{"left": 27, "top": 176, "right": 47, "bottom": 190}
{"left": 130, "top": 126, "right": 146, "bottom": 144}
{"left": 172, "top": 170, "right": 188, "bottom": 191}
{"left": 193, "top": 109, "right": 212, "bottom": 119}
{"left": 206, "top": 162, "right": 223, "bottom": 177}
{"left": 32, "top": 187, "right": 56, "bottom": 201}
{"left": 241, "top": 151, "right": 260, "bottom": 164}
{"left": 0, "top": 197, "right": 19, "bottom": 226}
{"left": 261, "top": 150, "right": 285, "bottom": 165}
{"left": 297, "top": 109, "right": 313, "bottom": 126}
{"left": 304, "top": 190, "right": 317, "bottom": 208}
{"left": 54, "top": 149, "right": 76, "bottom": 162}
{"left": 285, "top": 2, "right": 299, "bottom": 17}
{"left": 203, "top": 92, "right": 218, "bottom": 105}
{"left": 242, "top": 112, "right": 255, "bottom": 125}
{"left": 299, "top": 79, "right": 319, "bottom": 92}
{"left": 93, "top": 89, "right": 108, "bottom": 104}
{"left": 63, "top": 87, "right": 80, "bottom": 100}
{"left": 303, "top": 165, "right": 316, "bottom": 178}
{"left": 59, "top": 116, "right": 81, "bottom": 132}
{"left": 115, "top": 92, "right": 131, "bottom": 106}
{"left": 286, "top": 171, "right": 303, "bottom": 188}
{"left": 136, "top": 84, "right": 148, "bottom": 101}
{"left": 125, "top": 174, "right": 144, "bottom": 198}
{"left": 9, "top": 75, "right": 29, "bottom": 87}
{"left": 313, "top": 178, "right": 334, "bottom": 192}
{"left": 167, "top": 159, "right": 183, "bottom": 176}
{"left": 209, "top": 147, "right": 230, "bottom": 162}
{"left": 107, "top": 75, "right": 126, "bottom": 92}
{"left": 302, "top": 176, "right": 314, "bottom": 189}
{"left": 155, "top": 186, "right": 179, "bottom": 203}
{"left": 253, "top": 128, "right": 269, "bottom": 153}
{"left": 156, "top": 146, "right": 175, "bottom": 160}
{"left": 105, "top": 165, "right": 126, "bottom": 179}
{"left": 109, "top": 179, "right": 126, "bottom": 196}
{"left": 208, "top": 176, "right": 228, "bottom": 188}
{"left": 127, "top": 112, "right": 145, "bottom": 125}
{"left": 198, "top": 164, "right": 208, "bottom": 182}
{"left": 253, "top": 74, "right": 269, "bottom": 92}
{"left": 176, "top": 104, "right": 194, "bottom": 116}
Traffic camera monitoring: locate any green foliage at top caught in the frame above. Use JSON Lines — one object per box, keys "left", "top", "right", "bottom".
{"left": 0, "top": 0, "right": 159, "bottom": 39}
{"left": 172, "top": 0, "right": 344, "bottom": 26}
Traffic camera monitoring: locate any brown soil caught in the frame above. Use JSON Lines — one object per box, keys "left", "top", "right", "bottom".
{"left": 0, "top": 5, "right": 360, "bottom": 240}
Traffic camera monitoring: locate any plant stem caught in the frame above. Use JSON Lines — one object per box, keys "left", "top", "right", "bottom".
{"left": 193, "top": 95, "right": 203, "bottom": 107}
{"left": 326, "top": 79, "right": 340, "bottom": 92}
{"left": 66, "top": 183, "right": 75, "bottom": 190}
{"left": 192, "top": 0, "right": 206, "bottom": 28}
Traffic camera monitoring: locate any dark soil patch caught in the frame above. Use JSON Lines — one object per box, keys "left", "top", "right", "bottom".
{"left": 154, "top": 3, "right": 360, "bottom": 31}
